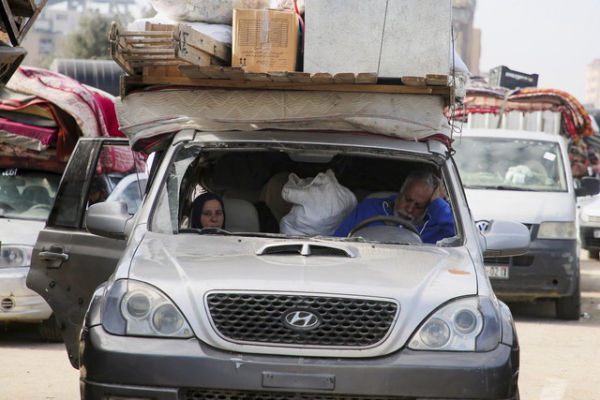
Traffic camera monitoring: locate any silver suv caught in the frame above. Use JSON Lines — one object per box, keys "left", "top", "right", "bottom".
{"left": 27, "top": 130, "right": 528, "bottom": 400}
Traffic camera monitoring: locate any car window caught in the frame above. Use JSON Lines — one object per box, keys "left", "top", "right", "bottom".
{"left": 0, "top": 168, "right": 61, "bottom": 221}
{"left": 49, "top": 141, "right": 146, "bottom": 229}
{"left": 149, "top": 143, "right": 459, "bottom": 246}
{"left": 88, "top": 145, "right": 147, "bottom": 214}
{"left": 453, "top": 137, "right": 567, "bottom": 192}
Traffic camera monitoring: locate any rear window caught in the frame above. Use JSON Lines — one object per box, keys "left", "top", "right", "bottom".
{"left": 0, "top": 168, "right": 61, "bottom": 220}
{"left": 453, "top": 137, "right": 568, "bottom": 192}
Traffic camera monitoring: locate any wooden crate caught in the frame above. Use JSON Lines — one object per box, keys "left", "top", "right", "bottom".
{"left": 173, "top": 23, "right": 230, "bottom": 67}
{"left": 109, "top": 22, "right": 191, "bottom": 77}
{"left": 110, "top": 22, "right": 452, "bottom": 105}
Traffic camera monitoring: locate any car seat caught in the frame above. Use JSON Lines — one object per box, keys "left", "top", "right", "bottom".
{"left": 223, "top": 197, "right": 260, "bottom": 232}
{"left": 22, "top": 185, "right": 51, "bottom": 205}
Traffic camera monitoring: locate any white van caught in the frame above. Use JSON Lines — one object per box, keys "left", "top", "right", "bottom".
{"left": 453, "top": 128, "right": 597, "bottom": 319}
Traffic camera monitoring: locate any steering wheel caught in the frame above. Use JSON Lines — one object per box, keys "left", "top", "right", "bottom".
{"left": 0, "top": 202, "right": 15, "bottom": 211}
{"left": 348, "top": 215, "right": 420, "bottom": 237}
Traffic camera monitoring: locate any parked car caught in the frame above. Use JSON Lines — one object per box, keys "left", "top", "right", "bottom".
{"left": 0, "top": 168, "right": 61, "bottom": 340}
{"left": 453, "top": 128, "right": 599, "bottom": 320}
{"left": 577, "top": 192, "right": 600, "bottom": 259}
{"left": 27, "top": 131, "right": 528, "bottom": 400}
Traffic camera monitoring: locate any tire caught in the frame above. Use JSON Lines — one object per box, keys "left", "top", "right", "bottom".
{"left": 556, "top": 276, "right": 581, "bottom": 320}
{"left": 39, "top": 314, "right": 63, "bottom": 342}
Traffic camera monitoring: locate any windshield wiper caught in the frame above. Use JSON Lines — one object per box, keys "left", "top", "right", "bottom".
{"left": 179, "top": 227, "right": 234, "bottom": 236}
{"left": 178, "top": 228, "right": 287, "bottom": 239}
{"left": 493, "top": 185, "right": 536, "bottom": 191}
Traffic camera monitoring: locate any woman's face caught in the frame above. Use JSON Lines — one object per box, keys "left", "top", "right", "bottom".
{"left": 201, "top": 199, "right": 224, "bottom": 228}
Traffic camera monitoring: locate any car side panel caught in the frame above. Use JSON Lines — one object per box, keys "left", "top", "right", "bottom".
{"left": 26, "top": 138, "right": 132, "bottom": 368}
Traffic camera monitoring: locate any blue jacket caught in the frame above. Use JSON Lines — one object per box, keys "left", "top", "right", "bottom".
{"left": 333, "top": 195, "right": 455, "bottom": 244}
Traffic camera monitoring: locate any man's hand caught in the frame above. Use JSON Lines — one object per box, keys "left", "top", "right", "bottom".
{"left": 430, "top": 176, "right": 446, "bottom": 202}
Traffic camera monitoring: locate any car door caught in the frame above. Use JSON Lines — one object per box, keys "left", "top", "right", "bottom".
{"left": 26, "top": 137, "right": 146, "bottom": 368}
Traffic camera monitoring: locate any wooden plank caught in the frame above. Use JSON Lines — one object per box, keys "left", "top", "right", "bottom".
{"left": 401, "top": 76, "right": 427, "bottom": 86}
{"left": 122, "top": 48, "right": 174, "bottom": 56}
{"left": 178, "top": 65, "right": 212, "bottom": 80}
{"left": 109, "top": 23, "right": 138, "bottom": 75}
{"left": 199, "top": 66, "right": 228, "bottom": 80}
{"left": 267, "top": 71, "right": 292, "bottom": 82}
{"left": 175, "top": 23, "right": 231, "bottom": 63}
{"left": 333, "top": 73, "right": 356, "bottom": 84}
{"left": 310, "top": 73, "right": 333, "bottom": 84}
{"left": 123, "top": 74, "right": 439, "bottom": 94}
{"left": 356, "top": 72, "right": 377, "bottom": 84}
{"left": 222, "top": 67, "right": 245, "bottom": 81}
{"left": 145, "top": 22, "right": 175, "bottom": 32}
{"left": 287, "top": 72, "right": 311, "bottom": 83}
{"left": 175, "top": 40, "right": 226, "bottom": 67}
{"left": 245, "top": 72, "right": 272, "bottom": 82}
{"left": 425, "top": 74, "right": 449, "bottom": 86}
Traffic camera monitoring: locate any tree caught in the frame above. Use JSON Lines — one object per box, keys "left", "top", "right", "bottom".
{"left": 62, "top": 11, "right": 132, "bottom": 60}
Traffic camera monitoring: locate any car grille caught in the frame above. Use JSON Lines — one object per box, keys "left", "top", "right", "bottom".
{"left": 1, "top": 297, "right": 15, "bottom": 311}
{"left": 484, "top": 255, "right": 534, "bottom": 267}
{"left": 206, "top": 293, "right": 398, "bottom": 347}
{"left": 180, "top": 388, "right": 407, "bottom": 400}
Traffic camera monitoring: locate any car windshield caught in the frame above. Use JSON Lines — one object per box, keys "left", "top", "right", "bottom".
{"left": 0, "top": 169, "right": 61, "bottom": 220}
{"left": 453, "top": 136, "right": 567, "bottom": 192}
{"left": 149, "top": 142, "right": 460, "bottom": 246}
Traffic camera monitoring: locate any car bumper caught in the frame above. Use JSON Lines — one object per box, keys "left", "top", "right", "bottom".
{"left": 485, "top": 238, "right": 578, "bottom": 300}
{"left": 0, "top": 267, "right": 52, "bottom": 322}
{"left": 81, "top": 325, "right": 519, "bottom": 400}
{"left": 580, "top": 226, "right": 600, "bottom": 251}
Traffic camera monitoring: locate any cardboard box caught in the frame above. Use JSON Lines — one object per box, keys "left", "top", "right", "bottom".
{"left": 232, "top": 8, "right": 298, "bottom": 73}
{"left": 304, "top": 0, "right": 452, "bottom": 78}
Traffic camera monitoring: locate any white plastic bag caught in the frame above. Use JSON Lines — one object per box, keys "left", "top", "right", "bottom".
{"left": 280, "top": 169, "right": 357, "bottom": 236}
{"left": 148, "top": 0, "right": 271, "bottom": 23}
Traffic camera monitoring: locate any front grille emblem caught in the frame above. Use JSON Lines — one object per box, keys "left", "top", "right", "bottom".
{"left": 283, "top": 310, "right": 320, "bottom": 330}
{"left": 475, "top": 220, "right": 489, "bottom": 232}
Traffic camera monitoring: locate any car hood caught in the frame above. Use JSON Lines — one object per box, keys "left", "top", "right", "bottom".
{"left": 0, "top": 218, "right": 44, "bottom": 245}
{"left": 465, "top": 189, "right": 575, "bottom": 224}
{"left": 126, "top": 232, "right": 478, "bottom": 357}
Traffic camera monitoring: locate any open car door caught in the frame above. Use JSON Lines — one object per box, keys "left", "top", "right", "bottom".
{"left": 26, "top": 138, "right": 146, "bottom": 368}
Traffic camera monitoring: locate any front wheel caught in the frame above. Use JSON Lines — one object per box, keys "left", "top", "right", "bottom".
{"left": 555, "top": 276, "right": 581, "bottom": 320}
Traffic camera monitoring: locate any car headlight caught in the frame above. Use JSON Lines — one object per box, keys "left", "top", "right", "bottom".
{"left": 538, "top": 221, "right": 577, "bottom": 239}
{"left": 102, "top": 279, "right": 193, "bottom": 338}
{"left": 408, "top": 296, "right": 501, "bottom": 352}
{"left": 0, "top": 245, "right": 32, "bottom": 268}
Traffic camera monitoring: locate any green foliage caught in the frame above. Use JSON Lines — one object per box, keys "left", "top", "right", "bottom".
{"left": 62, "top": 10, "right": 131, "bottom": 60}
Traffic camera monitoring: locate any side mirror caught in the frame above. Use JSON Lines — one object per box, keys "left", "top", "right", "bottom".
{"left": 85, "top": 201, "right": 134, "bottom": 240}
{"left": 575, "top": 176, "right": 600, "bottom": 197}
{"left": 477, "top": 219, "right": 530, "bottom": 258}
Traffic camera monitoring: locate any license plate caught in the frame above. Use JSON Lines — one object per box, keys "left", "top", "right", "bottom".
{"left": 593, "top": 229, "right": 600, "bottom": 238}
{"left": 485, "top": 266, "right": 509, "bottom": 279}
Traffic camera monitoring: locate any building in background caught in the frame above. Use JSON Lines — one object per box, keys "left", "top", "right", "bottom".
{"left": 452, "top": 0, "right": 480, "bottom": 75}
{"left": 20, "top": 0, "right": 136, "bottom": 67}
{"left": 586, "top": 59, "right": 600, "bottom": 110}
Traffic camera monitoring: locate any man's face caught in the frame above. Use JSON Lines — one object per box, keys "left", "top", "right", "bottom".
{"left": 395, "top": 180, "right": 434, "bottom": 222}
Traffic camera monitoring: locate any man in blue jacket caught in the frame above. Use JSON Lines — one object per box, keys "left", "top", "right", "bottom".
{"left": 334, "top": 171, "right": 454, "bottom": 244}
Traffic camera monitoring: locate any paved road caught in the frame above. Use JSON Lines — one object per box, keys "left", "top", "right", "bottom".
{"left": 1, "top": 253, "right": 599, "bottom": 400}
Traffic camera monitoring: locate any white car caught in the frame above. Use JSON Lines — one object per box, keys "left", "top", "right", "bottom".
{"left": 0, "top": 169, "right": 61, "bottom": 340}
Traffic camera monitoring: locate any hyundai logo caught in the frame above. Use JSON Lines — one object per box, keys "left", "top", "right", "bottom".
{"left": 283, "top": 310, "right": 320, "bottom": 330}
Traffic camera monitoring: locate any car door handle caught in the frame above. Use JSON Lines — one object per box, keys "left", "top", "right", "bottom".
{"left": 39, "top": 250, "right": 70, "bottom": 262}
